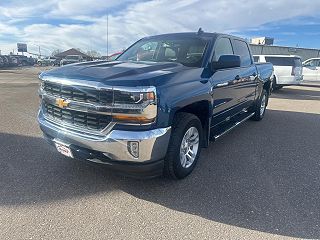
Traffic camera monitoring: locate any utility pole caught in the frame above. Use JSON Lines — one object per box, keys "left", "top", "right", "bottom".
{"left": 107, "top": 14, "right": 109, "bottom": 58}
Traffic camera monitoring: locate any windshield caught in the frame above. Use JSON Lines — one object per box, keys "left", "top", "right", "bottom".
{"left": 118, "top": 36, "right": 208, "bottom": 67}
{"left": 66, "top": 55, "right": 79, "bottom": 60}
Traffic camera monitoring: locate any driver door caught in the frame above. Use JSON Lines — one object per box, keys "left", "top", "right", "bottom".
{"left": 210, "top": 37, "right": 241, "bottom": 125}
{"left": 303, "top": 59, "right": 319, "bottom": 81}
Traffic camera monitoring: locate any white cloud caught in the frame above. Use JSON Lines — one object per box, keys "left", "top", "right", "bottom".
{"left": 49, "top": 0, "right": 135, "bottom": 17}
{"left": 0, "top": 0, "right": 320, "bottom": 55}
{"left": 0, "top": 1, "right": 57, "bottom": 19}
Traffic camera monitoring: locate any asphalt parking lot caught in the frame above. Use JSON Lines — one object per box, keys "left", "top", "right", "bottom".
{"left": 0, "top": 67, "right": 319, "bottom": 240}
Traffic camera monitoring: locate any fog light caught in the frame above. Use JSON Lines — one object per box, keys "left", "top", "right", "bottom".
{"left": 128, "top": 141, "right": 139, "bottom": 158}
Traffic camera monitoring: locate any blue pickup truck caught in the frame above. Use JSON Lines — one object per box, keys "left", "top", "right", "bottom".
{"left": 38, "top": 31, "right": 273, "bottom": 179}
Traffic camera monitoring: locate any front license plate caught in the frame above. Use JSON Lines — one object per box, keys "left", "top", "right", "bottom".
{"left": 54, "top": 142, "right": 73, "bottom": 158}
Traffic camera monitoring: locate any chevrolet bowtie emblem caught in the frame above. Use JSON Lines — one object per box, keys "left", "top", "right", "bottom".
{"left": 56, "top": 98, "right": 69, "bottom": 108}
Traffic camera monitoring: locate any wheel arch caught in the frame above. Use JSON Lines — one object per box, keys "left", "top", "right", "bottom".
{"left": 171, "top": 100, "right": 212, "bottom": 148}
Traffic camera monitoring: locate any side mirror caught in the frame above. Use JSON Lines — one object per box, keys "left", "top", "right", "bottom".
{"left": 212, "top": 55, "right": 241, "bottom": 70}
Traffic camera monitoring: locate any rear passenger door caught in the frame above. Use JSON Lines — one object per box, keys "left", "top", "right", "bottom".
{"left": 231, "top": 39, "right": 258, "bottom": 108}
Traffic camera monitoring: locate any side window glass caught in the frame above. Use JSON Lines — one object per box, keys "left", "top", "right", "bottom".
{"left": 233, "top": 40, "right": 252, "bottom": 67}
{"left": 304, "top": 60, "right": 314, "bottom": 67}
{"left": 213, "top": 38, "right": 233, "bottom": 62}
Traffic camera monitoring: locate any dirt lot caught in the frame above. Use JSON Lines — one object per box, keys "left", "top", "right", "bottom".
{"left": 0, "top": 67, "right": 319, "bottom": 239}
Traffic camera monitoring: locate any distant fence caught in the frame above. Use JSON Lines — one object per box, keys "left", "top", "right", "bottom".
{"left": 250, "top": 44, "right": 320, "bottom": 61}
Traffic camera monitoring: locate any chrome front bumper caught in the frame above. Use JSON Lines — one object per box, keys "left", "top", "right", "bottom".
{"left": 38, "top": 110, "right": 171, "bottom": 163}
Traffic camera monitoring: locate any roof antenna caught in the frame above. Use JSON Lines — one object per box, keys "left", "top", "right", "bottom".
{"left": 197, "top": 27, "right": 204, "bottom": 35}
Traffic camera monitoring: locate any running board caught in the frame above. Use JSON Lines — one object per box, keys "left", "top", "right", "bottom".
{"left": 213, "top": 112, "right": 254, "bottom": 140}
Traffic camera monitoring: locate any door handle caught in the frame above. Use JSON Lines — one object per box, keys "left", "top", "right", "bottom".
{"left": 235, "top": 75, "right": 240, "bottom": 80}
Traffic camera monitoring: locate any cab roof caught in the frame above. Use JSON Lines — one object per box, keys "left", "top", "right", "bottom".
{"left": 143, "top": 32, "right": 245, "bottom": 41}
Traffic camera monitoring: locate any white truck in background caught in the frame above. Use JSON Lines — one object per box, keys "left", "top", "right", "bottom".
{"left": 253, "top": 55, "right": 303, "bottom": 90}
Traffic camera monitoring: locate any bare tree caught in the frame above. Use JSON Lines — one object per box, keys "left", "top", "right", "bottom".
{"left": 86, "top": 50, "right": 101, "bottom": 58}
{"left": 51, "top": 49, "right": 62, "bottom": 56}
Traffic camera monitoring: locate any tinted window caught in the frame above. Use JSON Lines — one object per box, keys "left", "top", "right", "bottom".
{"left": 265, "top": 57, "right": 301, "bottom": 67}
{"left": 213, "top": 38, "right": 233, "bottom": 61}
{"left": 253, "top": 56, "right": 259, "bottom": 62}
{"left": 233, "top": 40, "right": 252, "bottom": 67}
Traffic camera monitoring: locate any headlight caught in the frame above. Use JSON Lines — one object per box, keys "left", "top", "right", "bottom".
{"left": 112, "top": 87, "right": 157, "bottom": 125}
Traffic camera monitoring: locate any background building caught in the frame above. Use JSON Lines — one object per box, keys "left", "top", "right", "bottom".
{"left": 250, "top": 37, "right": 320, "bottom": 61}
{"left": 54, "top": 48, "right": 92, "bottom": 61}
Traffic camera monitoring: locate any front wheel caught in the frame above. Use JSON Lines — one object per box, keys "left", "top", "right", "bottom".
{"left": 164, "top": 113, "right": 203, "bottom": 179}
{"left": 251, "top": 89, "right": 268, "bottom": 121}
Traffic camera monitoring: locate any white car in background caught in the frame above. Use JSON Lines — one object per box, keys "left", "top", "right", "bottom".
{"left": 302, "top": 58, "right": 320, "bottom": 82}
{"left": 253, "top": 55, "right": 303, "bottom": 90}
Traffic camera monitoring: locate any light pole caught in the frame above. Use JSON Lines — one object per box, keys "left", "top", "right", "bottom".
{"left": 107, "top": 14, "right": 109, "bottom": 58}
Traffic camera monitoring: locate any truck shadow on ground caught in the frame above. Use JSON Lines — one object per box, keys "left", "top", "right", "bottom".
{"left": 0, "top": 109, "right": 319, "bottom": 239}
{"left": 271, "top": 86, "right": 320, "bottom": 101}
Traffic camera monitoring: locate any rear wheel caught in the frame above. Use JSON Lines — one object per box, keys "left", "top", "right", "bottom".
{"left": 272, "top": 77, "right": 283, "bottom": 91}
{"left": 164, "top": 112, "right": 202, "bottom": 179}
{"left": 251, "top": 89, "right": 268, "bottom": 121}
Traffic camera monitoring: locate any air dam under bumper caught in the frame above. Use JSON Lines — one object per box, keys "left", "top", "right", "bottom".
{"left": 38, "top": 111, "right": 171, "bottom": 175}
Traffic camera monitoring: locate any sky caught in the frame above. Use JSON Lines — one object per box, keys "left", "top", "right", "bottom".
{"left": 0, "top": 0, "right": 320, "bottom": 56}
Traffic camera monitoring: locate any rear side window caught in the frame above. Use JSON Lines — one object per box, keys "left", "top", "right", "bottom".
{"left": 265, "top": 57, "right": 301, "bottom": 67}
{"left": 303, "top": 59, "right": 320, "bottom": 67}
{"left": 213, "top": 38, "right": 233, "bottom": 62}
{"left": 232, "top": 40, "right": 252, "bottom": 67}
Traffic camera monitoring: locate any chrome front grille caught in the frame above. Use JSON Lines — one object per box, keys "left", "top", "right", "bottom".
{"left": 43, "top": 81, "right": 113, "bottom": 105}
{"left": 39, "top": 78, "right": 157, "bottom": 130}
{"left": 43, "top": 102, "right": 112, "bottom": 131}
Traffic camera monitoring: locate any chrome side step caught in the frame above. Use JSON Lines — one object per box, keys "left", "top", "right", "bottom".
{"left": 214, "top": 112, "right": 254, "bottom": 140}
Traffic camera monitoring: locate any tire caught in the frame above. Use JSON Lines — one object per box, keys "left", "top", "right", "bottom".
{"left": 164, "top": 112, "right": 203, "bottom": 179}
{"left": 272, "top": 77, "right": 283, "bottom": 91}
{"left": 251, "top": 89, "right": 268, "bottom": 121}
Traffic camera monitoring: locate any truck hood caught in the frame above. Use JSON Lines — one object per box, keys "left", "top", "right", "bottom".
{"left": 40, "top": 60, "right": 185, "bottom": 87}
